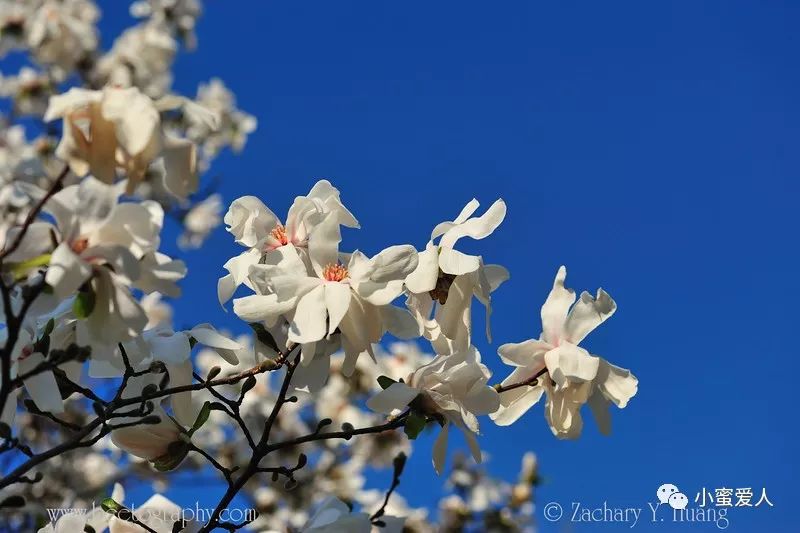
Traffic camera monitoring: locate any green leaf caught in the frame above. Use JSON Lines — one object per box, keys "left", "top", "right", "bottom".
{"left": 73, "top": 290, "right": 96, "bottom": 319}
{"left": 6, "top": 253, "right": 51, "bottom": 280}
{"left": 377, "top": 375, "right": 396, "bottom": 390}
{"left": 189, "top": 401, "right": 212, "bottom": 436}
{"left": 403, "top": 413, "right": 427, "bottom": 440}
{"left": 43, "top": 318, "right": 55, "bottom": 336}
{"left": 100, "top": 498, "right": 124, "bottom": 514}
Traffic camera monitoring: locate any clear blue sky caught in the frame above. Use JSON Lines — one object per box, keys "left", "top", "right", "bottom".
{"left": 96, "top": 2, "right": 797, "bottom": 531}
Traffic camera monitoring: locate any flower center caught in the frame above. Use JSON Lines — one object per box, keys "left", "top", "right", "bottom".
{"left": 71, "top": 237, "right": 89, "bottom": 254}
{"left": 429, "top": 271, "right": 457, "bottom": 304}
{"left": 322, "top": 263, "right": 348, "bottom": 282}
{"left": 269, "top": 225, "right": 289, "bottom": 246}
{"left": 19, "top": 345, "right": 33, "bottom": 362}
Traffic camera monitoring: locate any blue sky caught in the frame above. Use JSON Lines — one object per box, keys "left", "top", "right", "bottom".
{"left": 91, "top": 1, "right": 800, "bottom": 531}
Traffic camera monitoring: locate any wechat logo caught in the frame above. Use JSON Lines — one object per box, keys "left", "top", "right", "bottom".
{"left": 657, "top": 484, "right": 689, "bottom": 510}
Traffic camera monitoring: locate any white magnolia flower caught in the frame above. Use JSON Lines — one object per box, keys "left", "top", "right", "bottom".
{"left": 367, "top": 346, "right": 500, "bottom": 474}
{"left": 109, "top": 492, "right": 199, "bottom": 533}
{"left": 94, "top": 19, "right": 177, "bottom": 98}
{"left": 110, "top": 404, "right": 183, "bottom": 461}
{"left": 301, "top": 497, "right": 371, "bottom": 533}
{"left": 90, "top": 323, "right": 240, "bottom": 426}
{"left": 37, "top": 513, "right": 89, "bottom": 533}
{"left": 178, "top": 193, "right": 223, "bottom": 249}
{"left": 0, "top": 67, "right": 54, "bottom": 116}
{"left": 490, "top": 266, "right": 638, "bottom": 438}
{"left": 405, "top": 198, "right": 509, "bottom": 353}
{"left": 0, "top": 326, "right": 63, "bottom": 425}
{"left": 234, "top": 227, "right": 418, "bottom": 377}
{"left": 38, "top": 483, "right": 124, "bottom": 533}
{"left": 10, "top": 177, "right": 187, "bottom": 348}
{"left": 218, "top": 180, "right": 359, "bottom": 305}
{"left": 44, "top": 86, "right": 200, "bottom": 197}
{"left": 189, "top": 78, "right": 257, "bottom": 165}
{"left": 26, "top": 0, "right": 99, "bottom": 76}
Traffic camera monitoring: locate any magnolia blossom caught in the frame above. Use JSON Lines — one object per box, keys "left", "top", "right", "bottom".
{"left": 0, "top": 326, "right": 63, "bottom": 425}
{"left": 300, "top": 497, "right": 372, "bottom": 533}
{"left": 490, "top": 266, "right": 638, "bottom": 438}
{"left": 44, "top": 86, "right": 203, "bottom": 196}
{"left": 94, "top": 19, "right": 176, "bottom": 98}
{"left": 110, "top": 404, "right": 184, "bottom": 461}
{"left": 119, "top": 323, "right": 241, "bottom": 425}
{"left": 218, "top": 180, "right": 358, "bottom": 305}
{"left": 26, "top": 0, "right": 99, "bottom": 76}
{"left": 367, "top": 347, "right": 500, "bottom": 474}
{"left": 37, "top": 483, "right": 124, "bottom": 533}
{"left": 234, "top": 228, "right": 419, "bottom": 377}
{"left": 108, "top": 490, "right": 199, "bottom": 533}
{"left": 15, "top": 177, "right": 187, "bottom": 348}
{"left": 405, "top": 198, "right": 509, "bottom": 353}
{"left": 178, "top": 192, "right": 223, "bottom": 249}
{"left": 189, "top": 78, "right": 257, "bottom": 164}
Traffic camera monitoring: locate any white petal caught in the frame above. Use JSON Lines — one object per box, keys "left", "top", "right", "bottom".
{"left": 289, "top": 285, "right": 327, "bottom": 343}
{"left": 404, "top": 246, "right": 439, "bottom": 294}
{"left": 497, "top": 339, "right": 550, "bottom": 367}
{"left": 430, "top": 198, "right": 481, "bottom": 240}
{"left": 564, "top": 289, "right": 617, "bottom": 344}
{"left": 44, "top": 243, "right": 91, "bottom": 300}
{"left": 291, "top": 353, "right": 330, "bottom": 393}
{"left": 432, "top": 422, "right": 450, "bottom": 475}
{"left": 544, "top": 343, "right": 599, "bottom": 386}
{"left": 439, "top": 198, "right": 506, "bottom": 249}
{"left": 380, "top": 305, "right": 422, "bottom": 339}
{"left": 189, "top": 324, "right": 242, "bottom": 350}
{"left": 540, "top": 265, "right": 575, "bottom": 345}
{"left": 101, "top": 86, "right": 159, "bottom": 156}
{"left": 438, "top": 247, "right": 481, "bottom": 276}
{"left": 148, "top": 330, "right": 191, "bottom": 365}
{"left": 324, "top": 282, "right": 351, "bottom": 335}
{"left": 161, "top": 136, "right": 198, "bottom": 199}
{"left": 168, "top": 360, "right": 196, "bottom": 427}
{"left": 307, "top": 213, "right": 341, "bottom": 278}
{"left": 233, "top": 294, "right": 296, "bottom": 323}
{"left": 595, "top": 359, "right": 638, "bottom": 408}
{"left": 366, "top": 382, "right": 419, "bottom": 414}
{"left": 463, "top": 427, "right": 482, "bottom": 464}
{"left": 224, "top": 195, "right": 279, "bottom": 247}
{"left": 20, "top": 353, "right": 63, "bottom": 414}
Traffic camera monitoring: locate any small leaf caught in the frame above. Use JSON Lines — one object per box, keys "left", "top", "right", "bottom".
{"left": 100, "top": 498, "right": 124, "bottom": 514}
{"left": 377, "top": 375, "right": 396, "bottom": 390}
{"left": 403, "top": 413, "right": 427, "bottom": 440}
{"left": 72, "top": 290, "right": 96, "bottom": 319}
{"left": 43, "top": 318, "right": 55, "bottom": 336}
{"left": 189, "top": 401, "right": 211, "bottom": 435}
